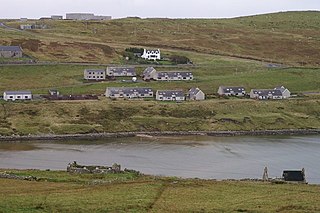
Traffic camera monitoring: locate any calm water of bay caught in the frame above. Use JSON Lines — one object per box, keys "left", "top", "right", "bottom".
{"left": 0, "top": 135, "right": 319, "bottom": 183}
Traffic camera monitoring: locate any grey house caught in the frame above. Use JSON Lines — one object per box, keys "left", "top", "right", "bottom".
{"left": 106, "top": 67, "right": 136, "bottom": 77}
{"left": 3, "top": 91, "right": 32, "bottom": 101}
{"left": 105, "top": 87, "right": 153, "bottom": 99}
{"left": 51, "top": 15, "right": 63, "bottom": 20}
{"left": 0, "top": 46, "right": 23, "bottom": 58}
{"left": 217, "top": 86, "right": 246, "bottom": 97}
{"left": 274, "top": 86, "right": 291, "bottom": 98}
{"left": 249, "top": 89, "right": 283, "bottom": 100}
{"left": 66, "top": 13, "right": 111, "bottom": 20}
{"left": 156, "top": 90, "right": 185, "bottom": 101}
{"left": 156, "top": 71, "right": 193, "bottom": 81}
{"left": 188, "top": 87, "right": 205, "bottom": 100}
{"left": 84, "top": 69, "right": 106, "bottom": 80}
{"left": 142, "top": 67, "right": 157, "bottom": 81}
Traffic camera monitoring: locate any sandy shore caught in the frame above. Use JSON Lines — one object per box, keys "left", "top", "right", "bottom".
{"left": 0, "top": 129, "right": 319, "bottom": 142}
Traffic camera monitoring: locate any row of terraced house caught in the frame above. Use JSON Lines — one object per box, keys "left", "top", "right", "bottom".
{"left": 217, "top": 86, "right": 291, "bottom": 99}
{"left": 84, "top": 66, "right": 194, "bottom": 81}
{"left": 105, "top": 87, "right": 205, "bottom": 101}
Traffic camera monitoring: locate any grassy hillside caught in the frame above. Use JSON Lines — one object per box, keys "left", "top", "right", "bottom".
{"left": 1, "top": 11, "right": 320, "bottom": 65}
{"left": 0, "top": 169, "right": 320, "bottom": 212}
{"left": 0, "top": 96, "right": 319, "bottom": 135}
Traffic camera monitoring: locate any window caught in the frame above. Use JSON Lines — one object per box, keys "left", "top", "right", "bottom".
{"left": 9, "top": 96, "right": 13, "bottom": 99}
{"left": 25, "top": 96, "right": 29, "bottom": 99}
{"left": 17, "top": 96, "right": 21, "bottom": 99}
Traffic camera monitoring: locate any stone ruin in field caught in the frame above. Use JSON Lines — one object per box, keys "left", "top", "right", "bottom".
{"left": 67, "top": 161, "right": 121, "bottom": 174}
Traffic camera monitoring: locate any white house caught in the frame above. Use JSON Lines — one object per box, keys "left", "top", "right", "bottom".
{"left": 142, "top": 67, "right": 157, "bottom": 81}
{"left": 3, "top": 91, "right": 32, "bottom": 101}
{"left": 188, "top": 87, "right": 205, "bottom": 100}
{"left": 141, "top": 49, "right": 161, "bottom": 61}
{"left": 274, "top": 86, "right": 291, "bottom": 99}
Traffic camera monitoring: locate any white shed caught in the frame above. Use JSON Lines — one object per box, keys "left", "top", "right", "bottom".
{"left": 3, "top": 91, "right": 32, "bottom": 101}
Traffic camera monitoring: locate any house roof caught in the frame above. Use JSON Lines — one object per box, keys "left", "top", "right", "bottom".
{"left": 84, "top": 69, "right": 105, "bottom": 74}
{"left": 274, "top": 86, "right": 287, "bottom": 93}
{"left": 157, "top": 71, "right": 193, "bottom": 78}
{"left": 251, "top": 89, "right": 283, "bottom": 96}
{"left": 4, "top": 90, "right": 32, "bottom": 95}
{"left": 219, "top": 86, "right": 245, "bottom": 93}
{"left": 0, "top": 46, "right": 22, "bottom": 52}
{"left": 143, "top": 67, "right": 156, "bottom": 75}
{"left": 188, "top": 87, "right": 202, "bottom": 96}
{"left": 144, "top": 49, "right": 160, "bottom": 53}
{"left": 108, "top": 67, "right": 136, "bottom": 74}
{"left": 157, "top": 90, "right": 184, "bottom": 97}
{"left": 107, "top": 87, "right": 153, "bottom": 95}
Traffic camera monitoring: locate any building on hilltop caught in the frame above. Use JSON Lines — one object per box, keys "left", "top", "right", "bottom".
{"left": 0, "top": 46, "right": 23, "bottom": 58}
{"left": 51, "top": 15, "right": 63, "bottom": 20}
{"left": 66, "top": 13, "right": 111, "bottom": 20}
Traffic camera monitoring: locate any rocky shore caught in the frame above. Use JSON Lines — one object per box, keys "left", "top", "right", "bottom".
{"left": 0, "top": 129, "right": 319, "bottom": 142}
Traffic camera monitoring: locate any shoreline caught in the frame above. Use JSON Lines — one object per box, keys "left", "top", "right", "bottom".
{"left": 0, "top": 129, "right": 319, "bottom": 142}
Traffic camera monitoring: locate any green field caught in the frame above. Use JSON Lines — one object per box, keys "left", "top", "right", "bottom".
{"left": 0, "top": 169, "right": 320, "bottom": 212}
{"left": 0, "top": 59, "right": 319, "bottom": 95}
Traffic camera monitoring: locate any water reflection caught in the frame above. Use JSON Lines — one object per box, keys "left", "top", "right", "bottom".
{"left": 0, "top": 135, "right": 319, "bottom": 183}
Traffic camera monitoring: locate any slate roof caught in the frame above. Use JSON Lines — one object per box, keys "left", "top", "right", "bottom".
{"left": 145, "top": 49, "right": 160, "bottom": 53}
{"left": 85, "top": 69, "right": 105, "bottom": 74}
{"left": 220, "top": 86, "right": 245, "bottom": 93}
{"left": 157, "top": 71, "right": 193, "bottom": 78}
{"left": 108, "top": 87, "right": 153, "bottom": 95}
{"left": 0, "top": 46, "right": 22, "bottom": 52}
{"left": 108, "top": 67, "right": 136, "bottom": 75}
{"left": 188, "top": 87, "right": 202, "bottom": 96}
{"left": 274, "top": 86, "right": 287, "bottom": 93}
{"left": 4, "top": 91, "right": 32, "bottom": 95}
{"left": 142, "top": 67, "right": 156, "bottom": 76}
{"left": 157, "top": 90, "right": 184, "bottom": 97}
{"left": 251, "top": 89, "right": 283, "bottom": 96}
